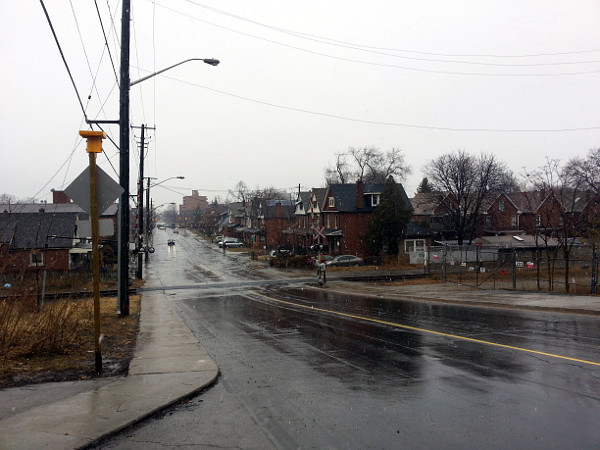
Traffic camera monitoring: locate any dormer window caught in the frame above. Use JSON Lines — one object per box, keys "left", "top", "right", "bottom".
{"left": 372, "top": 195, "right": 380, "bottom": 207}
{"left": 499, "top": 200, "right": 504, "bottom": 211}
{"left": 328, "top": 197, "right": 335, "bottom": 208}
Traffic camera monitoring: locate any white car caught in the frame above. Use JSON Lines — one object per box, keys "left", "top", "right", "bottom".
{"left": 219, "top": 239, "right": 244, "bottom": 248}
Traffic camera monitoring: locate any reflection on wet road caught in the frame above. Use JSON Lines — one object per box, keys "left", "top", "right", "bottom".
{"left": 102, "top": 230, "right": 600, "bottom": 449}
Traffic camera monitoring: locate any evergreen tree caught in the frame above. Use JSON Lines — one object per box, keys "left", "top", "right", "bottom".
{"left": 416, "top": 177, "right": 432, "bottom": 194}
{"left": 366, "top": 176, "right": 413, "bottom": 255}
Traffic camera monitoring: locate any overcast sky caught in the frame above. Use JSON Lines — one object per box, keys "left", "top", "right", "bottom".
{"left": 2, "top": 1, "right": 600, "bottom": 208}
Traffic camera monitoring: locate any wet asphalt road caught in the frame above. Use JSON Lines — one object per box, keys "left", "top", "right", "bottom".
{"left": 99, "top": 230, "right": 600, "bottom": 449}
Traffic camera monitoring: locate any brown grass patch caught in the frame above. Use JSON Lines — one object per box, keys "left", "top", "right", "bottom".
{"left": 0, "top": 294, "right": 140, "bottom": 389}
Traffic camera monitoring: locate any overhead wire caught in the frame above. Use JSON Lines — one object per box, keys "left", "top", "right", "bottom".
{"left": 39, "top": 0, "right": 89, "bottom": 122}
{"left": 147, "top": 0, "right": 600, "bottom": 76}
{"left": 93, "top": 0, "right": 120, "bottom": 85}
{"left": 69, "top": 0, "right": 115, "bottom": 131}
{"left": 183, "top": 0, "right": 600, "bottom": 66}
{"left": 131, "top": 7, "right": 148, "bottom": 123}
{"left": 149, "top": 71, "right": 600, "bottom": 133}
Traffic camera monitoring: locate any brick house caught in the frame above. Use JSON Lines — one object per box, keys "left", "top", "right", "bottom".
{"left": 479, "top": 192, "right": 521, "bottom": 236}
{"left": 287, "top": 188, "right": 327, "bottom": 251}
{"left": 0, "top": 209, "right": 77, "bottom": 273}
{"left": 320, "top": 180, "right": 411, "bottom": 256}
{"left": 0, "top": 196, "right": 119, "bottom": 273}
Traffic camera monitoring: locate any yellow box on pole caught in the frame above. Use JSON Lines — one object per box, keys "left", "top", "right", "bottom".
{"left": 79, "top": 130, "right": 106, "bottom": 153}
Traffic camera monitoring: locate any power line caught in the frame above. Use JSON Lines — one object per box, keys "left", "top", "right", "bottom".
{"left": 148, "top": 0, "right": 600, "bottom": 75}
{"left": 182, "top": 0, "right": 600, "bottom": 66}
{"left": 39, "top": 0, "right": 89, "bottom": 122}
{"left": 154, "top": 72, "right": 600, "bottom": 133}
{"left": 93, "top": 0, "right": 119, "bottom": 85}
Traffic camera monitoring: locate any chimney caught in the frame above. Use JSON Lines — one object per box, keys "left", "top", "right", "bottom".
{"left": 52, "top": 190, "right": 71, "bottom": 204}
{"left": 356, "top": 180, "right": 364, "bottom": 209}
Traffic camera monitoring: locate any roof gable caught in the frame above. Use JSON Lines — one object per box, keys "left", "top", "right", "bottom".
{"left": 0, "top": 212, "right": 77, "bottom": 249}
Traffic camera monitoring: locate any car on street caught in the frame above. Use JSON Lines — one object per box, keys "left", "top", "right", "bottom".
{"left": 167, "top": 239, "right": 175, "bottom": 246}
{"left": 270, "top": 249, "right": 292, "bottom": 257}
{"left": 326, "top": 255, "right": 364, "bottom": 267}
{"left": 173, "top": 229, "right": 179, "bottom": 234}
{"left": 307, "top": 255, "right": 333, "bottom": 266}
{"left": 219, "top": 239, "right": 244, "bottom": 248}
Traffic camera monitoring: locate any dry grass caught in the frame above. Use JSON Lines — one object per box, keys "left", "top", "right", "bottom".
{"left": 0, "top": 294, "right": 141, "bottom": 389}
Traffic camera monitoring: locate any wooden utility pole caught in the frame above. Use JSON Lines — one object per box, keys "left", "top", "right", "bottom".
{"left": 118, "top": 0, "right": 131, "bottom": 316}
{"left": 80, "top": 130, "right": 106, "bottom": 375}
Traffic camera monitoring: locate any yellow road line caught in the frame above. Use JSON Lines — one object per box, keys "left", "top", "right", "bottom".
{"left": 251, "top": 291, "right": 600, "bottom": 367}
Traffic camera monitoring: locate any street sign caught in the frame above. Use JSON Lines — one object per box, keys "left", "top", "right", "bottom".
{"left": 312, "top": 226, "right": 326, "bottom": 241}
{"left": 65, "top": 165, "right": 123, "bottom": 215}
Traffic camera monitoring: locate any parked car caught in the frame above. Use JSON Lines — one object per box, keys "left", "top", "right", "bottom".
{"left": 219, "top": 239, "right": 243, "bottom": 248}
{"left": 270, "top": 249, "right": 292, "bottom": 257}
{"left": 307, "top": 255, "right": 333, "bottom": 266}
{"left": 326, "top": 255, "right": 364, "bottom": 267}
{"left": 167, "top": 239, "right": 175, "bottom": 246}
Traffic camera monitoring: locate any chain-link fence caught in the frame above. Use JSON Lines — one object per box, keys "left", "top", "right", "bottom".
{"left": 423, "top": 244, "right": 599, "bottom": 295}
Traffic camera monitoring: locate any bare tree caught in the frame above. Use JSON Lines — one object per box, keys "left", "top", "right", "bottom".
{"left": 364, "top": 148, "right": 411, "bottom": 183}
{"left": 325, "top": 147, "right": 410, "bottom": 184}
{"left": 526, "top": 158, "right": 585, "bottom": 293}
{"left": 565, "top": 148, "right": 600, "bottom": 195}
{"left": 425, "top": 150, "right": 513, "bottom": 244}
{"left": 326, "top": 152, "right": 351, "bottom": 185}
{"left": 0, "top": 193, "right": 19, "bottom": 204}
{"left": 227, "top": 181, "right": 249, "bottom": 205}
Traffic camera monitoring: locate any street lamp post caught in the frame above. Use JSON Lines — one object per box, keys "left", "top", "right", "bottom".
{"left": 116, "top": 45, "right": 219, "bottom": 315}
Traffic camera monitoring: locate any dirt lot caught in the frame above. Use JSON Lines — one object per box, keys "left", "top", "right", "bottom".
{"left": 0, "top": 295, "right": 141, "bottom": 390}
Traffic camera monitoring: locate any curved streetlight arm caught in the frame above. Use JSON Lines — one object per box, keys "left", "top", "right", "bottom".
{"left": 148, "top": 176, "right": 184, "bottom": 189}
{"left": 130, "top": 58, "right": 220, "bottom": 87}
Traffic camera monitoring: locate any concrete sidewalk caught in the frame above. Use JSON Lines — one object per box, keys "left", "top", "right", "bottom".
{"left": 0, "top": 289, "right": 218, "bottom": 450}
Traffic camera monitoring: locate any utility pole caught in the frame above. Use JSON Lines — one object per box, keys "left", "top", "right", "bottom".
{"left": 145, "top": 177, "right": 152, "bottom": 262}
{"left": 118, "top": 0, "right": 131, "bottom": 316}
{"left": 133, "top": 124, "right": 149, "bottom": 279}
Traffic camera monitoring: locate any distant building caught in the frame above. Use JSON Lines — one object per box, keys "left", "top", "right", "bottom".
{"left": 180, "top": 190, "right": 208, "bottom": 213}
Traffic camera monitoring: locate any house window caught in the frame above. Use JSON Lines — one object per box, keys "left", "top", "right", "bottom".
{"left": 328, "top": 197, "right": 335, "bottom": 208}
{"left": 535, "top": 215, "right": 541, "bottom": 226}
{"left": 30, "top": 251, "right": 44, "bottom": 266}
{"left": 559, "top": 216, "right": 564, "bottom": 227}
{"left": 405, "top": 239, "right": 425, "bottom": 253}
{"left": 511, "top": 215, "right": 518, "bottom": 228}
{"left": 372, "top": 195, "right": 380, "bottom": 207}
{"left": 485, "top": 216, "right": 492, "bottom": 227}
{"left": 498, "top": 200, "right": 504, "bottom": 211}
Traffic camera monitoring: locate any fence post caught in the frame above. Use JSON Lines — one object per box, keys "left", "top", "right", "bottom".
{"left": 476, "top": 244, "right": 480, "bottom": 287}
{"left": 592, "top": 246, "right": 598, "bottom": 295}
{"left": 442, "top": 245, "right": 447, "bottom": 282}
{"left": 512, "top": 248, "right": 517, "bottom": 290}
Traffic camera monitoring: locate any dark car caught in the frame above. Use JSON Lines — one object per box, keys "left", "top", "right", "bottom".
{"left": 326, "top": 255, "right": 364, "bottom": 267}
{"left": 167, "top": 239, "right": 175, "bottom": 246}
